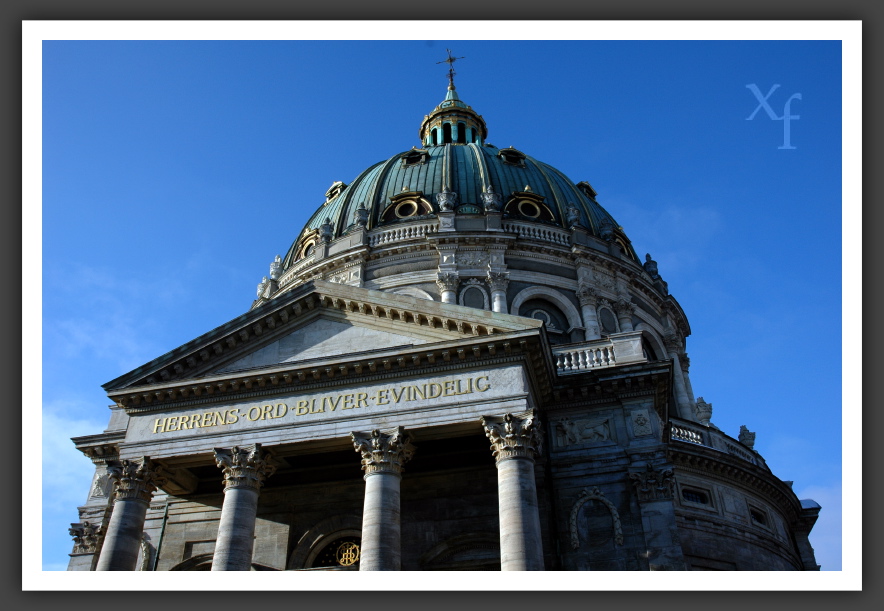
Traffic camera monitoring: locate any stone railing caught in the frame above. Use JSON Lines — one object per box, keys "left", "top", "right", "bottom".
{"left": 502, "top": 221, "right": 571, "bottom": 247}
{"left": 368, "top": 221, "right": 438, "bottom": 247}
{"left": 668, "top": 417, "right": 762, "bottom": 467}
{"left": 278, "top": 254, "right": 315, "bottom": 289}
{"left": 553, "top": 331, "right": 646, "bottom": 375}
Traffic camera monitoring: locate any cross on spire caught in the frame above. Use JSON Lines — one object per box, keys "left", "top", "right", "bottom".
{"left": 436, "top": 48, "right": 465, "bottom": 90}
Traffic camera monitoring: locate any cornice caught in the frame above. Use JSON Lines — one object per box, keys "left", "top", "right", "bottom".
{"left": 667, "top": 443, "right": 803, "bottom": 524}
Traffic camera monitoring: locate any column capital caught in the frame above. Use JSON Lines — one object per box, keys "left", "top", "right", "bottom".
{"left": 435, "top": 272, "right": 460, "bottom": 293}
{"left": 576, "top": 283, "right": 598, "bottom": 306}
{"left": 629, "top": 463, "right": 675, "bottom": 502}
{"left": 351, "top": 426, "right": 415, "bottom": 476}
{"left": 481, "top": 411, "right": 543, "bottom": 463}
{"left": 214, "top": 444, "right": 277, "bottom": 492}
{"left": 106, "top": 457, "right": 166, "bottom": 504}
{"left": 69, "top": 521, "right": 103, "bottom": 554}
{"left": 613, "top": 297, "right": 636, "bottom": 316}
{"left": 486, "top": 270, "right": 510, "bottom": 292}
{"left": 663, "top": 330, "right": 681, "bottom": 353}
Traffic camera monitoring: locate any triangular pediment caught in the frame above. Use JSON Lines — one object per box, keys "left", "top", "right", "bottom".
{"left": 103, "top": 280, "right": 542, "bottom": 395}
{"left": 213, "top": 317, "right": 427, "bottom": 374}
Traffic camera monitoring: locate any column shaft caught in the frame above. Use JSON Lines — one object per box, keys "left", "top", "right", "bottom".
{"left": 95, "top": 498, "right": 149, "bottom": 571}
{"left": 580, "top": 303, "right": 601, "bottom": 340}
{"left": 496, "top": 457, "right": 544, "bottom": 570}
{"left": 491, "top": 289, "right": 508, "bottom": 313}
{"left": 359, "top": 472, "right": 402, "bottom": 571}
{"left": 211, "top": 487, "right": 259, "bottom": 571}
{"left": 669, "top": 352, "right": 693, "bottom": 419}
{"left": 441, "top": 289, "right": 457, "bottom": 304}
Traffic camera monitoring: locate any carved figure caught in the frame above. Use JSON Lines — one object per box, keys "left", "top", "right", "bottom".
{"left": 695, "top": 397, "right": 713, "bottom": 427}
{"left": 556, "top": 417, "right": 611, "bottom": 446}
{"left": 354, "top": 202, "right": 369, "bottom": 227}
{"left": 319, "top": 217, "right": 334, "bottom": 242}
{"left": 481, "top": 186, "right": 502, "bottom": 212}
{"left": 269, "top": 254, "right": 282, "bottom": 280}
{"left": 643, "top": 253, "right": 660, "bottom": 279}
{"left": 566, "top": 202, "right": 582, "bottom": 228}
{"left": 256, "top": 276, "right": 269, "bottom": 298}
{"left": 738, "top": 425, "right": 756, "bottom": 450}
{"left": 598, "top": 218, "right": 615, "bottom": 241}
{"left": 436, "top": 187, "right": 458, "bottom": 211}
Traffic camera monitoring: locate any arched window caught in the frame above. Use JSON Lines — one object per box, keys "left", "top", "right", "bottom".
{"left": 443, "top": 123, "right": 452, "bottom": 144}
{"left": 457, "top": 122, "right": 467, "bottom": 144}
{"left": 431, "top": 128, "right": 438, "bottom": 146}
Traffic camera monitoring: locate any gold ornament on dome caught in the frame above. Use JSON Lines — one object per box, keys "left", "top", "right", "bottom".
{"left": 336, "top": 541, "right": 360, "bottom": 566}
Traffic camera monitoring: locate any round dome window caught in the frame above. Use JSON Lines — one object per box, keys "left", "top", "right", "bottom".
{"left": 517, "top": 200, "right": 542, "bottom": 219}
{"left": 395, "top": 200, "right": 419, "bottom": 218}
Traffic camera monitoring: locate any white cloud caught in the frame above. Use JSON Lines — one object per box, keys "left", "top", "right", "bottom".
{"left": 40, "top": 402, "right": 110, "bottom": 570}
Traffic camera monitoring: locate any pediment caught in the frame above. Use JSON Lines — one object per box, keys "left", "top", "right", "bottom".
{"left": 212, "top": 317, "right": 427, "bottom": 375}
{"left": 103, "top": 280, "right": 542, "bottom": 396}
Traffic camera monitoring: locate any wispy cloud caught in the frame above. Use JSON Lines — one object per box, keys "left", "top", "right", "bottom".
{"left": 40, "top": 400, "right": 110, "bottom": 570}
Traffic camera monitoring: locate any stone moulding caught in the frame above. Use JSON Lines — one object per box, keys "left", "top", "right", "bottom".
{"left": 569, "top": 486, "right": 624, "bottom": 549}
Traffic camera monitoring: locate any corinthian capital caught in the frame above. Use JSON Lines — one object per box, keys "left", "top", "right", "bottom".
{"left": 486, "top": 270, "right": 510, "bottom": 292}
{"left": 436, "top": 272, "right": 460, "bottom": 292}
{"left": 106, "top": 457, "right": 166, "bottom": 504}
{"left": 69, "top": 521, "right": 103, "bottom": 554}
{"left": 481, "top": 411, "right": 543, "bottom": 463}
{"left": 613, "top": 297, "right": 636, "bottom": 316}
{"left": 576, "top": 283, "right": 598, "bottom": 306}
{"left": 351, "top": 426, "right": 415, "bottom": 476}
{"left": 214, "top": 444, "right": 277, "bottom": 492}
{"left": 662, "top": 330, "right": 681, "bottom": 353}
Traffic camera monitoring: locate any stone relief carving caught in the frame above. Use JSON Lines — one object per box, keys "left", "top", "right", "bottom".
{"left": 90, "top": 472, "right": 110, "bottom": 498}
{"left": 214, "top": 444, "right": 278, "bottom": 492}
{"left": 556, "top": 417, "right": 612, "bottom": 446}
{"left": 595, "top": 271, "right": 616, "bottom": 292}
{"left": 69, "top": 521, "right": 103, "bottom": 554}
{"left": 631, "top": 410, "right": 653, "bottom": 437}
{"left": 351, "top": 426, "right": 415, "bottom": 475}
{"left": 738, "top": 425, "right": 756, "bottom": 450}
{"left": 629, "top": 463, "right": 676, "bottom": 502}
{"left": 457, "top": 250, "right": 489, "bottom": 268}
{"left": 569, "top": 487, "right": 624, "bottom": 549}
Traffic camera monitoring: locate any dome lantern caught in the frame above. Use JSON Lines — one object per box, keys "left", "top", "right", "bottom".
{"left": 419, "top": 49, "right": 487, "bottom": 147}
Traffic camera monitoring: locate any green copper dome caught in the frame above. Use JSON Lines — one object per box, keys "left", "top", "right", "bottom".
{"left": 282, "top": 86, "right": 637, "bottom": 271}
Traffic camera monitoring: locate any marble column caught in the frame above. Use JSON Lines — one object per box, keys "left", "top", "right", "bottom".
{"left": 211, "top": 444, "right": 277, "bottom": 571}
{"left": 481, "top": 411, "right": 545, "bottom": 571}
{"left": 576, "top": 284, "right": 601, "bottom": 340}
{"left": 96, "top": 457, "right": 164, "bottom": 571}
{"left": 613, "top": 297, "right": 636, "bottom": 333}
{"left": 351, "top": 426, "right": 415, "bottom": 571}
{"left": 486, "top": 271, "right": 510, "bottom": 314}
{"left": 663, "top": 331, "right": 693, "bottom": 420}
{"left": 436, "top": 272, "right": 460, "bottom": 305}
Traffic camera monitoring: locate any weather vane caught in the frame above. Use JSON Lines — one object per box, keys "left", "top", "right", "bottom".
{"left": 436, "top": 48, "right": 465, "bottom": 89}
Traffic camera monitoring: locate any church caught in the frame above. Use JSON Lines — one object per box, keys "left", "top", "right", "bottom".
{"left": 67, "top": 53, "right": 821, "bottom": 572}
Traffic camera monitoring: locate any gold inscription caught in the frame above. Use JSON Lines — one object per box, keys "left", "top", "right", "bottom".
{"left": 150, "top": 375, "right": 491, "bottom": 435}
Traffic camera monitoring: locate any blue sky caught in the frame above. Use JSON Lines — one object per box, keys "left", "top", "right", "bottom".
{"left": 32, "top": 25, "right": 857, "bottom": 587}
